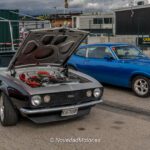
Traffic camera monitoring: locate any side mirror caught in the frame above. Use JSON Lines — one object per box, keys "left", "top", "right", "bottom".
{"left": 104, "top": 55, "right": 114, "bottom": 61}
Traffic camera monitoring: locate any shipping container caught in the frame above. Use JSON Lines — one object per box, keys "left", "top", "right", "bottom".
{"left": 0, "top": 9, "right": 19, "bottom": 44}
{"left": 115, "top": 5, "right": 150, "bottom": 35}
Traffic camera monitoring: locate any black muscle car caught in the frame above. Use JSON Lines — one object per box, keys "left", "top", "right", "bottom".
{"left": 0, "top": 28, "right": 103, "bottom": 126}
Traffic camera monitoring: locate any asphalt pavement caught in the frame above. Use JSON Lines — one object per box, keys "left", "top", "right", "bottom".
{"left": 0, "top": 84, "right": 150, "bottom": 150}
{"left": 103, "top": 84, "right": 150, "bottom": 115}
{"left": 0, "top": 104, "right": 150, "bottom": 150}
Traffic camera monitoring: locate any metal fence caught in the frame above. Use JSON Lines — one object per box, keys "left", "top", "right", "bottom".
{"left": 0, "top": 20, "right": 51, "bottom": 53}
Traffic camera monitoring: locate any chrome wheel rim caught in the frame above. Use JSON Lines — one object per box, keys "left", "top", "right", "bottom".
{"left": 134, "top": 79, "right": 149, "bottom": 96}
{"left": 0, "top": 95, "right": 4, "bottom": 122}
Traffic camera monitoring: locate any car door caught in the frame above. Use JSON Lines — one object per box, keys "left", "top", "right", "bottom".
{"left": 83, "top": 45, "right": 123, "bottom": 85}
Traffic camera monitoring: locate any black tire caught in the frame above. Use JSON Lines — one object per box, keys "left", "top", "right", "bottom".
{"left": 132, "top": 76, "right": 150, "bottom": 98}
{"left": 0, "top": 93, "right": 18, "bottom": 126}
{"left": 67, "top": 65, "right": 77, "bottom": 71}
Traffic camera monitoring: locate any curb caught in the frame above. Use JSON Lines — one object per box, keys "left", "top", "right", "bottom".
{"left": 103, "top": 100, "right": 150, "bottom": 116}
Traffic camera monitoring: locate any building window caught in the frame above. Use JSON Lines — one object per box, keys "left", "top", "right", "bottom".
{"left": 93, "top": 18, "right": 103, "bottom": 24}
{"left": 104, "top": 18, "right": 112, "bottom": 24}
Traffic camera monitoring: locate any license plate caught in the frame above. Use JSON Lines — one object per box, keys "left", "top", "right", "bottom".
{"left": 61, "top": 108, "right": 78, "bottom": 117}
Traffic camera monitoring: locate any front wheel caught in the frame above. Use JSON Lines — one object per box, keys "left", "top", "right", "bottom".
{"left": 132, "top": 76, "right": 150, "bottom": 97}
{"left": 0, "top": 93, "right": 18, "bottom": 126}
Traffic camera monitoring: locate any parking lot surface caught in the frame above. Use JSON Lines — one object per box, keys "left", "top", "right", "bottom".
{"left": 0, "top": 101, "right": 150, "bottom": 150}
{"left": 103, "top": 84, "right": 150, "bottom": 114}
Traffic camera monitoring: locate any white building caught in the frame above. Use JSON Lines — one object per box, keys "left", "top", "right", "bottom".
{"left": 72, "top": 12, "right": 114, "bottom": 35}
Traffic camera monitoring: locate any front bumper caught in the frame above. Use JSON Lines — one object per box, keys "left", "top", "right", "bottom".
{"left": 20, "top": 99, "right": 103, "bottom": 115}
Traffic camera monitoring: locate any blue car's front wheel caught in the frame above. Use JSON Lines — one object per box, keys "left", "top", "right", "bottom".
{"left": 132, "top": 76, "right": 150, "bottom": 98}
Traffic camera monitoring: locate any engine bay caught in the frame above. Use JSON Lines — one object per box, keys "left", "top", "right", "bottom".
{"left": 16, "top": 67, "right": 81, "bottom": 88}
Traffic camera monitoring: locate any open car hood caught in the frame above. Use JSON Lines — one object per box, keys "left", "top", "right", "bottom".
{"left": 8, "top": 28, "right": 88, "bottom": 70}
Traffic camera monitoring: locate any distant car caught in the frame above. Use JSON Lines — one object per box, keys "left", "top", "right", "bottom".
{"left": 0, "top": 28, "right": 103, "bottom": 126}
{"left": 68, "top": 43, "right": 150, "bottom": 97}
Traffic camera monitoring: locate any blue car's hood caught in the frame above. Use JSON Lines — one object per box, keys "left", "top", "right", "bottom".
{"left": 122, "top": 57, "right": 150, "bottom": 66}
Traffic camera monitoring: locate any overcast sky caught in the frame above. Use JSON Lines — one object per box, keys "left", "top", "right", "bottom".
{"left": 0, "top": 0, "right": 147, "bottom": 14}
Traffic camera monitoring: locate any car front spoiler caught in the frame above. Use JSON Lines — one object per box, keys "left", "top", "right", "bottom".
{"left": 20, "top": 100, "right": 103, "bottom": 115}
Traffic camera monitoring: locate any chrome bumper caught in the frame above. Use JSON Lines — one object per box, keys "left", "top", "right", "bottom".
{"left": 20, "top": 100, "right": 103, "bottom": 115}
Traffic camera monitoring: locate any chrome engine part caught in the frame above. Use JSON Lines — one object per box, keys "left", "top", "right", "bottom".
{"left": 18, "top": 67, "right": 79, "bottom": 88}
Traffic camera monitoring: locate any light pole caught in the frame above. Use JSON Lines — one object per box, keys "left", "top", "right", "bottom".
{"left": 64, "top": 0, "right": 68, "bottom": 14}
{"left": 54, "top": 7, "right": 57, "bottom": 27}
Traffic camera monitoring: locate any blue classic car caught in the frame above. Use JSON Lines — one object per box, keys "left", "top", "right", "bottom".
{"left": 68, "top": 43, "right": 150, "bottom": 97}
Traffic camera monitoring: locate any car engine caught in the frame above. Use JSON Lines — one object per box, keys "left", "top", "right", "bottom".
{"left": 18, "top": 68, "right": 80, "bottom": 88}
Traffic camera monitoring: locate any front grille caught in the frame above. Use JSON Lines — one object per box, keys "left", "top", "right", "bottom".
{"left": 41, "top": 90, "right": 96, "bottom": 108}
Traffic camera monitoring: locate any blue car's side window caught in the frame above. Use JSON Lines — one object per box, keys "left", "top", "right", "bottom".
{"left": 75, "top": 48, "right": 87, "bottom": 57}
{"left": 87, "top": 46, "right": 113, "bottom": 59}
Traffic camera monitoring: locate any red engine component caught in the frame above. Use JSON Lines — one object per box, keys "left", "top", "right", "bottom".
{"left": 26, "top": 79, "right": 41, "bottom": 88}
{"left": 37, "top": 71, "right": 50, "bottom": 76}
{"left": 19, "top": 70, "right": 63, "bottom": 87}
{"left": 19, "top": 73, "right": 41, "bottom": 88}
{"left": 37, "top": 71, "right": 55, "bottom": 79}
{"left": 19, "top": 73, "right": 26, "bottom": 82}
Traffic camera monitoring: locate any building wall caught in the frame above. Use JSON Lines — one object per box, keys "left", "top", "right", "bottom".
{"left": 51, "top": 18, "right": 72, "bottom": 27}
{"left": 88, "top": 35, "right": 137, "bottom": 45}
{"left": 72, "top": 13, "right": 114, "bottom": 34}
{"left": 87, "top": 35, "right": 150, "bottom": 56}
{"left": 115, "top": 6, "right": 150, "bottom": 35}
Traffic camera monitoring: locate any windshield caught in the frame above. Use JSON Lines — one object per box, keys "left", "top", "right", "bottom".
{"left": 111, "top": 46, "right": 145, "bottom": 59}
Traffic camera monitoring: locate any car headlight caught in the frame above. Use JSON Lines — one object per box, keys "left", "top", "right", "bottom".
{"left": 44, "top": 95, "right": 51, "bottom": 103}
{"left": 86, "top": 90, "right": 92, "bottom": 97}
{"left": 93, "top": 88, "right": 101, "bottom": 98}
{"left": 31, "top": 95, "right": 42, "bottom": 106}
